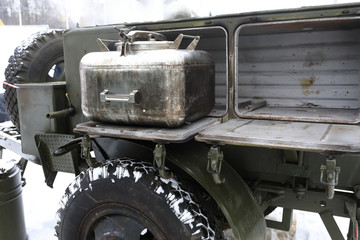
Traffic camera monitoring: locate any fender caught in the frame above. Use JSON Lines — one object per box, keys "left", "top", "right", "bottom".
{"left": 92, "top": 137, "right": 266, "bottom": 240}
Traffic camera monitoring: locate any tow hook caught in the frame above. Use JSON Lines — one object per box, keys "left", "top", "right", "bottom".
{"left": 320, "top": 156, "right": 340, "bottom": 199}
{"left": 207, "top": 146, "right": 225, "bottom": 184}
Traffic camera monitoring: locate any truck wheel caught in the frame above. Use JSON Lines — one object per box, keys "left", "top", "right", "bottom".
{"left": 3, "top": 29, "right": 65, "bottom": 131}
{"left": 55, "top": 158, "right": 220, "bottom": 240}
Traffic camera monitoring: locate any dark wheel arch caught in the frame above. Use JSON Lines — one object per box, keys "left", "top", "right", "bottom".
{"left": 91, "top": 137, "right": 267, "bottom": 239}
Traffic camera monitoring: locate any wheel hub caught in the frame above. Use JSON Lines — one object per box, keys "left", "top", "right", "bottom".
{"left": 80, "top": 203, "right": 161, "bottom": 240}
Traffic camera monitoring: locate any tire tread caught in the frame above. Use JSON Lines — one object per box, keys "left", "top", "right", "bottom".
{"left": 55, "top": 158, "right": 220, "bottom": 239}
{"left": 3, "top": 29, "right": 64, "bottom": 131}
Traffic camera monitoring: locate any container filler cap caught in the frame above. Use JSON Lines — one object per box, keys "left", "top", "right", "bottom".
{"left": 0, "top": 161, "right": 17, "bottom": 179}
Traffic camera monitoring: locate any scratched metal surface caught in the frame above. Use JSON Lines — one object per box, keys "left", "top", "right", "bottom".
{"left": 196, "top": 119, "right": 360, "bottom": 153}
{"left": 236, "top": 17, "right": 360, "bottom": 123}
{"left": 238, "top": 107, "right": 360, "bottom": 124}
{"left": 160, "top": 27, "right": 228, "bottom": 116}
{"left": 80, "top": 49, "right": 215, "bottom": 127}
{"left": 74, "top": 117, "right": 219, "bottom": 143}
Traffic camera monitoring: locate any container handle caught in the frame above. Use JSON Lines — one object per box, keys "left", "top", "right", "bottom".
{"left": 169, "top": 34, "right": 200, "bottom": 50}
{"left": 100, "top": 89, "right": 140, "bottom": 104}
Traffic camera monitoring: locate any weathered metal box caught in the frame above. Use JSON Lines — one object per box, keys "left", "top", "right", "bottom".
{"left": 80, "top": 49, "right": 215, "bottom": 127}
{"left": 17, "top": 82, "right": 68, "bottom": 158}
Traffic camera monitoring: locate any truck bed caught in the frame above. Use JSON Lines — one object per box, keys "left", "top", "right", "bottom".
{"left": 196, "top": 119, "right": 360, "bottom": 154}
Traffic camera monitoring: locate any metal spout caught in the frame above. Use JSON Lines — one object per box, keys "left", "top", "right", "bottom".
{"left": 46, "top": 107, "right": 75, "bottom": 120}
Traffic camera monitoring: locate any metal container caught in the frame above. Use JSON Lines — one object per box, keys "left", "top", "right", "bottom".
{"left": 80, "top": 31, "right": 215, "bottom": 127}
{"left": 0, "top": 162, "right": 27, "bottom": 240}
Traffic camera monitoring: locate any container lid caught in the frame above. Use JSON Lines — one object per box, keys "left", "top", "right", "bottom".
{"left": 114, "top": 30, "right": 200, "bottom": 55}
{"left": 0, "top": 162, "right": 16, "bottom": 179}
{"left": 0, "top": 162, "right": 21, "bottom": 194}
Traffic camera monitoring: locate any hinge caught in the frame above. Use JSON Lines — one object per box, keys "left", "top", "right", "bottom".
{"left": 320, "top": 156, "right": 341, "bottom": 199}
{"left": 81, "top": 136, "right": 101, "bottom": 168}
{"left": 207, "top": 146, "right": 225, "bottom": 184}
{"left": 153, "top": 144, "right": 173, "bottom": 179}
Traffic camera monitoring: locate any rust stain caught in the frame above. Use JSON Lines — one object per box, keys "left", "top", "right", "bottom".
{"left": 303, "top": 90, "right": 320, "bottom": 96}
{"left": 300, "top": 77, "right": 317, "bottom": 96}
{"left": 300, "top": 77, "right": 315, "bottom": 89}
{"left": 303, "top": 90, "right": 311, "bottom": 96}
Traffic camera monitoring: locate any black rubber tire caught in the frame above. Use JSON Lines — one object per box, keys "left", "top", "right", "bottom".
{"left": 3, "top": 29, "right": 65, "bottom": 131}
{"left": 0, "top": 94, "right": 10, "bottom": 123}
{"left": 55, "top": 158, "right": 221, "bottom": 240}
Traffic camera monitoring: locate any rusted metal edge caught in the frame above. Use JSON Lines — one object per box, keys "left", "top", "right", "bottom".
{"left": 74, "top": 117, "right": 220, "bottom": 144}
{"left": 195, "top": 119, "right": 360, "bottom": 154}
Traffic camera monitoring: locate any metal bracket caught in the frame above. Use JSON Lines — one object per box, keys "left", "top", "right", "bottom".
{"left": 320, "top": 156, "right": 341, "bottom": 199}
{"left": 207, "top": 146, "right": 225, "bottom": 184}
{"left": 293, "top": 176, "right": 308, "bottom": 200}
{"left": 245, "top": 98, "right": 267, "bottom": 111}
{"left": 320, "top": 211, "right": 345, "bottom": 240}
{"left": 81, "top": 136, "right": 100, "bottom": 168}
{"left": 153, "top": 144, "right": 173, "bottom": 179}
{"left": 345, "top": 201, "right": 359, "bottom": 240}
{"left": 96, "top": 38, "right": 110, "bottom": 52}
{"left": 266, "top": 208, "right": 293, "bottom": 231}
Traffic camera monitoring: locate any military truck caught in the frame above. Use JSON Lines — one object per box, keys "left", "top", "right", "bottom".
{"left": 2, "top": 3, "right": 360, "bottom": 239}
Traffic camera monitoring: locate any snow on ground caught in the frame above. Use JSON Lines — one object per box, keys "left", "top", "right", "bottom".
{"left": 0, "top": 25, "right": 351, "bottom": 240}
{"left": 266, "top": 207, "right": 349, "bottom": 240}
{"left": 22, "top": 162, "right": 73, "bottom": 239}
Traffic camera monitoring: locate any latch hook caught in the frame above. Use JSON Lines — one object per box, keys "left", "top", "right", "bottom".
{"left": 320, "top": 156, "right": 341, "bottom": 199}
{"left": 153, "top": 144, "right": 173, "bottom": 179}
{"left": 207, "top": 146, "right": 225, "bottom": 184}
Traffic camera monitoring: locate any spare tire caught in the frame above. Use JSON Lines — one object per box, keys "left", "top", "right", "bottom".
{"left": 3, "top": 29, "right": 65, "bottom": 131}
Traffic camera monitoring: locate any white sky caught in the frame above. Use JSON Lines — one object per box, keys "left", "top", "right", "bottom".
{"left": 174, "top": 0, "right": 359, "bottom": 16}
{"left": 61, "top": 0, "right": 360, "bottom": 26}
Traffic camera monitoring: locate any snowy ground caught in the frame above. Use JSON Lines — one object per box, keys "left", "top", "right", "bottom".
{"left": 265, "top": 208, "right": 349, "bottom": 240}
{"left": 0, "top": 25, "right": 351, "bottom": 240}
